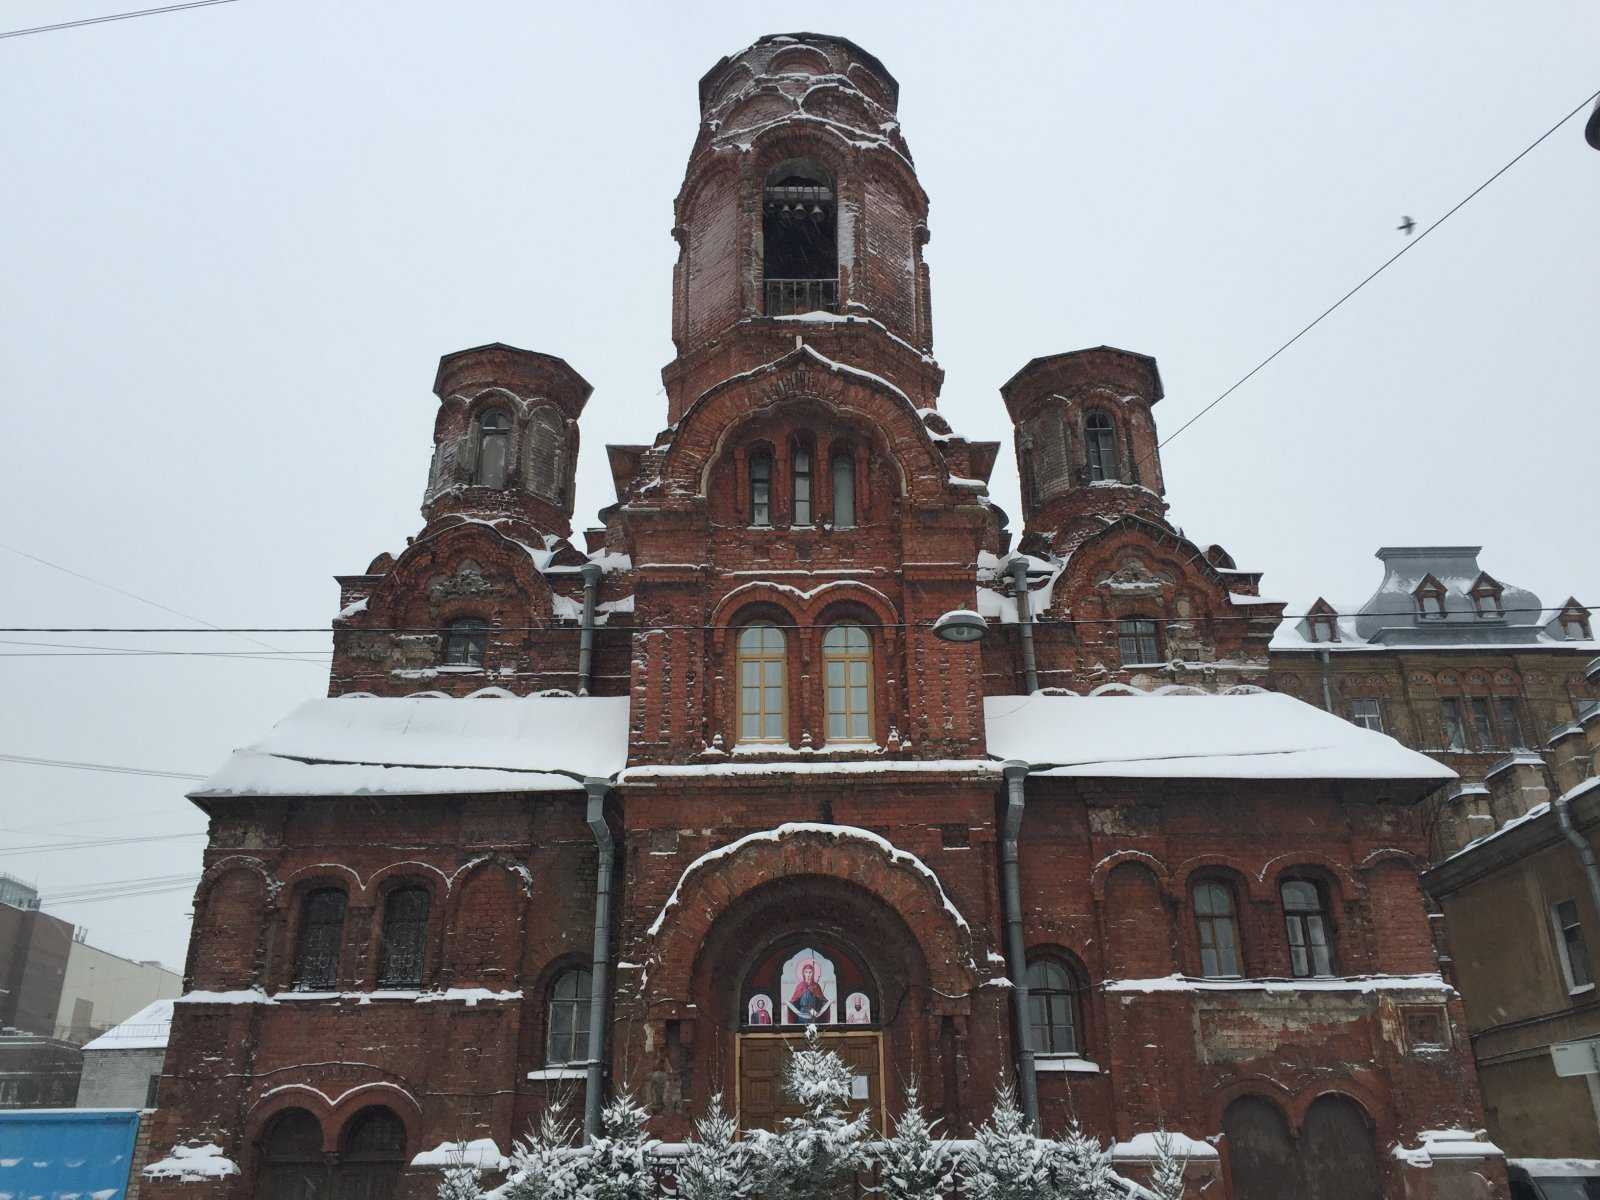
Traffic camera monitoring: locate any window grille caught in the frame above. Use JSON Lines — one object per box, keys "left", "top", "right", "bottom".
{"left": 261, "top": 1110, "right": 327, "bottom": 1200}
{"left": 1117, "top": 618, "right": 1162, "bottom": 666}
{"left": 376, "top": 886, "right": 429, "bottom": 988}
{"left": 335, "top": 1109, "right": 405, "bottom": 1200}
{"left": 822, "top": 623, "right": 872, "bottom": 742}
{"left": 293, "top": 888, "right": 346, "bottom": 990}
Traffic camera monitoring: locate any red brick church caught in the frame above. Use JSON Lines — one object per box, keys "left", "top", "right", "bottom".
{"left": 143, "top": 33, "right": 1509, "bottom": 1200}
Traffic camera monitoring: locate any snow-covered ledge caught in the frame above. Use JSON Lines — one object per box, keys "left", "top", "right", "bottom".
{"left": 143, "top": 1144, "right": 240, "bottom": 1181}
{"left": 1392, "top": 1128, "right": 1504, "bottom": 1167}
{"left": 1110, "top": 1132, "right": 1220, "bottom": 1163}
{"left": 527, "top": 1066, "right": 587, "bottom": 1081}
{"left": 1034, "top": 1055, "right": 1101, "bottom": 1074}
{"left": 410, "top": 1138, "right": 510, "bottom": 1171}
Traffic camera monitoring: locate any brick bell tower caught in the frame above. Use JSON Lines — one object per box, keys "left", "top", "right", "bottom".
{"left": 661, "top": 32, "right": 947, "bottom": 420}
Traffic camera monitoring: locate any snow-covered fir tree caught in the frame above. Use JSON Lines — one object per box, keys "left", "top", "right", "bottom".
{"left": 1146, "top": 1130, "right": 1188, "bottom": 1200}
{"left": 1052, "top": 1122, "right": 1115, "bottom": 1200}
{"left": 503, "top": 1103, "right": 585, "bottom": 1200}
{"left": 675, "top": 1093, "right": 753, "bottom": 1200}
{"left": 958, "top": 1082, "right": 1058, "bottom": 1200}
{"left": 436, "top": 1164, "right": 483, "bottom": 1200}
{"left": 753, "top": 1024, "right": 872, "bottom": 1200}
{"left": 871, "top": 1080, "right": 953, "bottom": 1200}
{"left": 580, "top": 1093, "right": 656, "bottom": 1200}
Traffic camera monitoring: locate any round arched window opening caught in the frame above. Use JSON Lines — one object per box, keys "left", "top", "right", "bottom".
{"left": 740, "top": 936, "right": 878, "bottom": 1029}
{"left": 763, "top": 159, "right": 837, "bottom": 315}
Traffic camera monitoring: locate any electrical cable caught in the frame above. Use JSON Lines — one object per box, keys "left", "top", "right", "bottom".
{"left": 1, "top": 831, "right": 207, "bottom": 857}
{"left": 1135, "top": 82, "right": 1600, "bottom": 475}
{"left": 0, "top": 752, "right": 206, "bottom": 781}
{"left": 0, "top": 0, "right": 240, "bottom": 41}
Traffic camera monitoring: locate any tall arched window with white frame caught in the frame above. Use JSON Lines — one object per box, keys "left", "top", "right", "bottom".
{"left": 737, "top": 623, "right": 787, "bottom": 743}
{"left": 822, "top": 623, "right": 872, "bottom": 743}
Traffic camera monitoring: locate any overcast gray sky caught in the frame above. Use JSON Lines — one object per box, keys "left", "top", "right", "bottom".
{"left": 2, "top": 1, "right": 1596, "bottom": 972}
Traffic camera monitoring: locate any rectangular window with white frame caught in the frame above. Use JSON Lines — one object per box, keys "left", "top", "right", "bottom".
{"left": 1553, "top": 898, "right": 1595, "bottom": 994}
{"left": 1349, "top": 698, "right": 1383, "bottom": 733}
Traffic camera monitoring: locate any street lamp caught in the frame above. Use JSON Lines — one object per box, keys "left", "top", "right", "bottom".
{"left": 932, "top": 609, "right": 987, "bottom": 643}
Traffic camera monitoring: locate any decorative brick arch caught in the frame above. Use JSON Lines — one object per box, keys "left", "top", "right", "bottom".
{"left": 366, "top": 522, "right": 556, "bottom": 631}
{"left": 708, "top": 579, "right": 900, "bottom": 650}
{"left": 1090, "top": 849, "right": 1172, "bottom": 901}
{"left": 245, "top": 1081, "right": 422, "bottom": 1155}
{"left": 1258, "top": 852, "right": 1362, "bottom": 901}
{"left": 1357, "top": 847, "right": 1426, "bottom": 875}
{"left": 1173, "top": 854, "right": 1272, "bottom": 903}
{"left": 643, "top": 824, "right": 977, "bottom": 1009}
{"left": 1287, "top": 1080, "right": 1392, "bottom": 1135}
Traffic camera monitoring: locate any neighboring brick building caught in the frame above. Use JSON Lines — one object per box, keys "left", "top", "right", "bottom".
{"left": 144, "top": 32, "right": 1513, "bottom": 1200}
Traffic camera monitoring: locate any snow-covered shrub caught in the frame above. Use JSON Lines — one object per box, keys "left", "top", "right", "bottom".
{"left": 753, "top": 1024, "right": 872, "bottom": 1200}
{"left": 1052, "top": 1122, "right": 1115, "bottom": 1200}
{"left": 958, "top": 1082, "right": 1058, "bottom": 1200}
{"left": 871, "top": 1080, "right": 953, "bottom": 1200}
{"left": 580, "top": 1092, "right": 656, "bottom": 1200}
{"left": 676, "top": 1093, "right": 753, "bottom": 1200}
{"left": 437, "top": 1164, "right": 484, "bottom": 1200}
{"left": 503, "top": 1102, "right": 585, "bottom": 1200}
{"left": 1146, "top": 1129, "right": 1188, "bottom": 1200}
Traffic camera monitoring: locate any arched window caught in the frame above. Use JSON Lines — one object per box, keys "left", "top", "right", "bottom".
{"left": 792, "top": 442, "right": 813, "bottom": 526}
{"left": 259, "top": 1109, "right": 326, "bottom": 1200}
{"left": 737, "top": 623, "right": 787, "bottom": 743}
{"left": 1117, "top": 617, "right": 1162, "bottom": 666}
{"left": 749, "top": 449, "right": 773, "bottom": 527}
{"left": 831, "top": 451, "right": 856, "bottom": 529}
{"left": 293, "top": 888, "right": 346, "bottom": 990}
{"left": 1282, "top": 880, "right": 1335, "bottom": 977}
{"left": 1193, "top": 881, "right": 1241, "bottom": 977}
{"left": 546, "top": 967, "right": 592, "bottom": 1066}
{"left": 474, "top": 410, "right": 512, "bottom": 488}
{"left": 822, "top": 623, "right": 872, "bottom": 743}
{"left": 1085, "top": 411, "right": 1117, "bottom": 481}
{"left": 1025, "top": 959, "right": 1082, "bottom": 1055}
{"left": 762, "top": 159, "right": 837, "bottom": 315}
{"left": 525, "top": 407, "right": 566, "bottom": 502}
{"left": 443, "top": 618, "right": 490, "bottom": 668}
{"left": 376, "top": 886, "right": 429, "bottom": 988}
{"left": 335, "top": 1108, "right": 405, "bottom": 1200}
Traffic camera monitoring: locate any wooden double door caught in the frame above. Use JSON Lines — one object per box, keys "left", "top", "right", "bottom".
{"left": 736, "top": 1030, "right": 885, "bottom": 1134}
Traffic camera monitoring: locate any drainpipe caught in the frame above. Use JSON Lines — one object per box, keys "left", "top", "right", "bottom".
{"left": 1007, "top": 557, "right": 1040, "bottom": 695}
{"left": 1555, "top": 787, "right": 1600, "bottom": 930}
{"left": 1317, "top": 647, "right": 1334, "bottom": 713}
{"left": 1000, "top": 760, "right": 1039, "bottom": 1128}
{"left": 582, "top": 777, "right": 616, "bottom": 1143}
{"left": 577, "top": 562, "right": 603, "bottom": 696}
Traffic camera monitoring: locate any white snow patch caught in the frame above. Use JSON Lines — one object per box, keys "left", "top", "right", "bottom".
{"left": 1034, "top": 1056, "right": 1101, "bottom": 1074}
{"left": 1104, "top": 973, "right": 1450, "bottom": 994}
{"left": 646, "top": 822, "right": 971, "bottom": 939}
{"left": 1111, "top": 1132, "right": 1218, "bottom": 1160}
{"left": 411, "top": 1139, "right": 510, "bottom": 1171}
{"left": 1392, "top": 1129, "right": 1503, "bottom": 1167}
{"left": 82, "top": 998, "right": 173, "bottom": 1051}
{"left": 335, "top": 597, "right": 368, "bottom": 620}
{"left": 414, "top": 988, "right": 522, "bottom": 1006}
{"left": 143, "top": 1145, "right": 239, "bottom": 1181}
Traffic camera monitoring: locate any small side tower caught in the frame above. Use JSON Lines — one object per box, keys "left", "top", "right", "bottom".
{"left": 422, "top": 342, "right": 592, "bottom": 541}
{"left": 1001, "top": 346, "right": 1168, "bottom": 549}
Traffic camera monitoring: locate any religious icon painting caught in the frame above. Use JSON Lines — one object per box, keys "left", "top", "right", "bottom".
{"left": 748, "top": 993, "right": 775, "bottom": 1025}
{"left": 780, "top": 947, "right": 837, "bottom": 1024}
{"left": 844, "top": 991, "right": 871, "bottom": 1024}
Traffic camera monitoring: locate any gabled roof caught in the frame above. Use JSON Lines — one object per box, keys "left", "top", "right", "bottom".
{"left": 82, "top": 997, "right": 173, "bottom": 1051}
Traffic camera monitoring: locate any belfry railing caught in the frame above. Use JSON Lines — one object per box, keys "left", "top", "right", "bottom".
{"left": 764, "top": 277, "right": 839, "bottom": 316}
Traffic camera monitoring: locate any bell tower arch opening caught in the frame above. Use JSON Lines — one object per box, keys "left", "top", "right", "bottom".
{"left": 762, "top": 158, "right": 837, "bottom": 315}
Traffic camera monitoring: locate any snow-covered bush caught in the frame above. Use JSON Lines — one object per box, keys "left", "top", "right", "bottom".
{"left": 1052, "top": 1122, "right": 1115, "bottom": 1200}
{"left": 958, "top": 1082, "right": 1058, "bottom": 1200}
{"left": 503, "top": 1102, "right": 585, "bottom": 1200}
{"left": 1146, "top": 1129, "right": 1188, "bottom": 1200}
{"left": 581, "top": 1092, "right": 656, "bottom": 1200}
{"left": 871, "top": 1080, "right": 953, "bottom": 1200}
{"left": 437, "top": 1164, "right": 484, "bottom": 1200}
{"left": 676, "top": 1093, "right": 753, "bottom": 1200}
{"left": 753, "top": 1024, "right": 872, "bottom": 1200}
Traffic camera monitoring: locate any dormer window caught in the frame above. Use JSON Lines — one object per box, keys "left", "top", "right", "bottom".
{"left": 1558, "top": 598, "right": 1592, "bottom": 641}
{"left": 1469, "top": 573, "right": 1504, "bottom": 619}
{"left": 1085, "top": 411, "right": 1117, "bottom": 482}
{"left": 1414, "top": 575, "right": 1447, "bottom": 620}
{"left": 474, "top": 409, "right": 512, "bottom": 488}
{"left": 1307, "top": 598, "right": 1340, "bottom": 644}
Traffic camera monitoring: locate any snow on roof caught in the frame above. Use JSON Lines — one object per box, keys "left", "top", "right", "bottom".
{"left": 81, "top": 998, "right": 173, "bottom": 1051}
{"left": 983, "top": 691, "right": 1454, "bottom": 783}
{"left": 192, "top": 693, "right": 630, "bottom": 799}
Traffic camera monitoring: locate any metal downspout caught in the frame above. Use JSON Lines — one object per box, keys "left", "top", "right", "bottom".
{"left": 1000, "top": 760, "right": 1039, "bottom": 1127}
{"left": 582, "top": 777, "right": 615, "bottom": 1143}
{"left": 1317, "top": 647, "right": 1334, "bottom": 713}
{"left": 1555, "top": 787, "right": 1600, "bottom": 928}
{"left": 577, "top": 562, "right": 603, "bottom": 696}
{"left": 1008, "top": 557, "right": 1040, "bottom": 695}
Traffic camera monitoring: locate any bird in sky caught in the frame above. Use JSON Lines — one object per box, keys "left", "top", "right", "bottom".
{"left": 1397, "top": 215, "right": 1416, "bottom": 235}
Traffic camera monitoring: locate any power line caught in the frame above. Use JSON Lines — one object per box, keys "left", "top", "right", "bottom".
{"left": 0, "top": 752, "right": 206, "bottom": 782}
{"left": 0, "top": 638, "right": 327, "bottom": 660}
{"left": 0, "top": 0, "right": 240, "bottom": 41}
{"left": 1141, "top": 82, "right": 1600, "bottom": 471}
{"left": 1, "top": 832, "right": 206, "bottom": 857}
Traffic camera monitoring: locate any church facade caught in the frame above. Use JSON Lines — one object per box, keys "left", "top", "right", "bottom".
{"left": 143, "top": 34, "right": 1520, "bottom": 1200}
